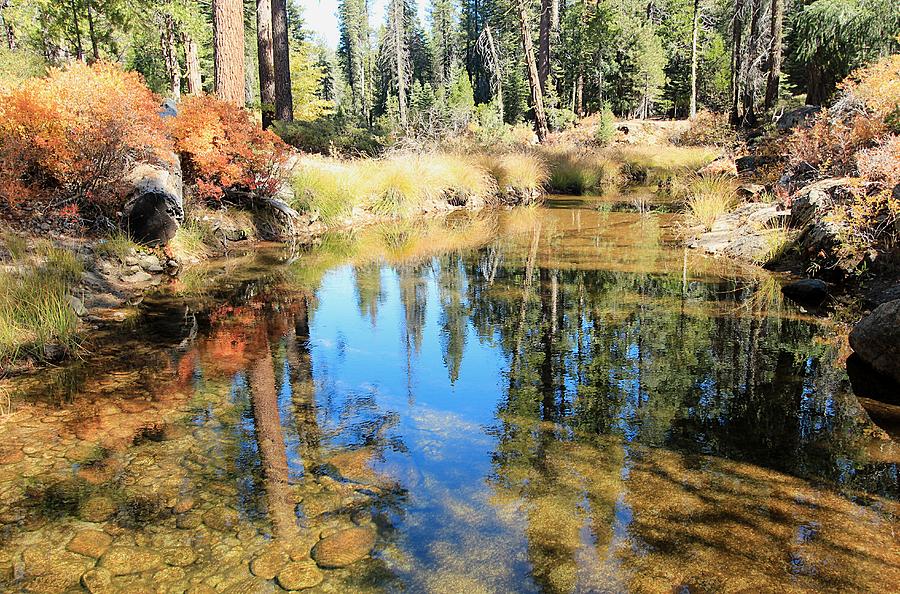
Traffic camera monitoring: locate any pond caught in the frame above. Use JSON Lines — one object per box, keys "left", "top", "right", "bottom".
{"left": 0, "top": 195, "right": 898, "bottom": 593}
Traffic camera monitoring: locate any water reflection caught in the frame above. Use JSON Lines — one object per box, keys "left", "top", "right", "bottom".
{"left": 0, "top": 199, "right": 897, "bottom": 592}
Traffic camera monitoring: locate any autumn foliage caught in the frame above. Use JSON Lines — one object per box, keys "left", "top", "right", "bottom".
{"left": 171, "top": 96, "right": 290, "bottom": 201}
{"left": 0, "top": 62, "right": 169, "bottom": 213}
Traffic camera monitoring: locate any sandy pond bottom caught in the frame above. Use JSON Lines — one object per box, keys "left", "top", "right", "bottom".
{"left": 0, "top": 195, "right": 898, "bottom": 593}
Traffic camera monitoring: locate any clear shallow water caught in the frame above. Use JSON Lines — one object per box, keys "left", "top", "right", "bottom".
{"left": 1, "top": 196, "right": 898, "bottom": 593}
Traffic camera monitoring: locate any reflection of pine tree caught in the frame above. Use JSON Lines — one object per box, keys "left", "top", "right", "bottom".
{"left": 437, "top": 254, "right": 469, "bottom": 384}
{"left": 353, "top": 263, "right": 385, "bottom": 326}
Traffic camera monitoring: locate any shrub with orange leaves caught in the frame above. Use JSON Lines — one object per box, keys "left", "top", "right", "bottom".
{"left": 841, "top": 54, "right": 900, "bottom": 128}
{"left": 789, "top": 111, "right": 886, "bottom": 178}
{"left": 171, "top": 96, "right": 290, "bottom": 201}
{"left": 0, "top": 62, "right": 170, "bottom": 214}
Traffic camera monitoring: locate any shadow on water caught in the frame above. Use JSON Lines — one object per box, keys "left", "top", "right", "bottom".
{"left": 0, "top": 197, "right": 897, "bottom": 592}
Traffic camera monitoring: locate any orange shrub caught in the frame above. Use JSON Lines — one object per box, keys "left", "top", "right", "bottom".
{"left": 171, "top": 96, "right": 290, "bottom": 201}
{"left": 789, "top": 111, "right": 885, "bottom": 177}
{"left": 0, "top": 62, "right": 170, "bottom": 212}
{"left": 841, "top": 54, "right": 900, "bottom": 126}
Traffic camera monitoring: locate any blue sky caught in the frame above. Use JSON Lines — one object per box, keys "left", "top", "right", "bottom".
{"left": 298, "top": 0, "right": 430, "bottom": 49}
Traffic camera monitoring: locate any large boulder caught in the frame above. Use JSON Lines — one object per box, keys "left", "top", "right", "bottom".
{"left": 781, "top": 278, "right": 829, "bottom": 307}
{"left": 789, "top": 177, "right": 854, "bottom": 229}
{"left": 849, "top": 300, "right": 900, "bottom": 384}
{"left": 122, "top": 159, "right": 184, "bottom": 247}
{"left": 777, "top": 106, "right": 821, "bottom": 131}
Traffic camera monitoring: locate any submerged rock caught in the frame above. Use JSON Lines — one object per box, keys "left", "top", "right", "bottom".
{"left": 782, "top": 279, "right": 829, "bottom": 307}
{"left": 98, "top": 546, "right": 163, "bottom": 575}
{"left": 80, "top": 567, "right": 113, "bottom": 594}
{"left": 849, "top": 299, "right": 900, "bottom": 384}
{"left": 78, "top": 495, "right": 116, "bottom": 523}
{"left": 66, "top": 529, "right": 112, "bottom": 559}
{"left": 276, "top": 560, "right": 323, "bottom": 590}
{"left": 311, "top": 527, "right": 376, "bottom": 568}
{"left": 249, "top": 546, "right": 288, "bottom": 580}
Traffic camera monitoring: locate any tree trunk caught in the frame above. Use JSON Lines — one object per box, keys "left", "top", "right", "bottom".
{"left": 85, "top": 1, "right": 99, "bottom": 62}
{"left": 70, "top": 0, "right": 84, "bottom": 62}
{"left": 213, "top": 0, "right": 246, "bottom": 106}
{"left": 161, "top": 14, "right": 181, "bottom": 100}
{"left": 517, "top": 0, "right": 548, "bottom": 142}
{"left": 257, "top": 0, "right": 276, "bottom": 128}
{"left": 729, "top": 0, "right": 744, "bottom": 126}
{"left": 392, "top": 0, "right": 407, "bottom": 128}
{"left": 575, "top": 70, "right": 583, "bottom": 117}
{"left": 271, "top": 0, "right": 293, "bottom": 121}
{"left": 0, "top": 0, "right": 14, "bottom": 50}
{"left": 763, "top": 0, "right": 783, "bottom": 110}
{"left": 538, "top": 0, "right": 552, "bottom": 93}
{"left": 689, "top": 0, "right": 699, "bottom": 118}
{"left": 742, "top": 0, "right": 761, "bottom": 126}
{"left": 183, "top": 33, "right": 202, "bottom": 95}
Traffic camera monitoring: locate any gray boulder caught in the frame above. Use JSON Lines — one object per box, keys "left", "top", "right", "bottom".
{"left": 781, "top": 279, "right": 829, "bottom": 307}
{"left": 121, "top": 159, "right": 184, "bottom": 247}
{"left": 849, "top": 300, "right": 900, "bottom": 384}
{"left": 777, "top": 106, "right": 821, "bottom": 131}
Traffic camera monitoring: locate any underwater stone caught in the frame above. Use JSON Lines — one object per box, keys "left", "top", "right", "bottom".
{"left": 202, "top": 506, "right": 239, "bottom": 531}
{"left": 311, "top": 527, "right": 376, "bottom": 568}
{"left": 67, "top": 529, "right": 113, "bottom": 559}
{"left": 78, "top": 495, "right": 117, "bottom": 523}
{"left": 276, "top": 560, "right": 324, "bottom": 590}
{"left": 98, "top": 546, "right": 164, "bottom": 575}
{"left": 249, "top": 546, "right": 289, "bottom": 580}
{"left": 163, "top": 546, "right": 198, "bottom": 567}
{"left": 80, "top": 567, "right": 113, "bottom": 594}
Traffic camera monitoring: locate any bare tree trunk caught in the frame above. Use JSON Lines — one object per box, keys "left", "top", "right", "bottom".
{"left": 271, "top": 0, "right": 293, "bottom": 121}
{"left": 729, "top": 0, "right": 744, "bottom": 126}
{"left": 70, "top": 0, "right": 84, "bottom": 62}
{"left": 689, "top": 0, "right": 700, "bottom": 118}
{"left": 742, "top": 0, "right": 761, "bottom": 126}
{"left": 183, "top": 33, "right": 202, "bottom": 95}
{"left": 575, "top": 70, "right": 583, "bottom": 117}
{"left": 763, "top": 0, "right": 783, "bottom": 110}
{"left": 516, "top": 0, "right": 548, "bottom": 142}
{"left": 538, "top": 0, "right": 552, "bottom": 93}
{"left": 161, "top": 14, "right": 181, "bottom": 99}
{"left": 0, "top": 0, "right": 14, "bottom": 50}
{"left": 213, "top": 0, "right": 246, "bottom": 105}
{"left": 85, "top": 1, "right": 99, "bottom": 62}
{"left": 257, "top": 0, "right": 276, "bottom": 128}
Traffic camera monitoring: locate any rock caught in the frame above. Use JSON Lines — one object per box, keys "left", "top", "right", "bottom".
{"left": 98, "top": 546, "right": 163, "bottom": 575}
{"left": 78, "top": 495, "right": 117, "bottom": 523}
{"left": 176, "top": 512, "right": 201, "bottom": 529}
{"left": 121, "top": 270, "right": 153, "bottom": 284}
{"left": 0, "top": 445, "right": 24, "bottom": 465}
{"left": 81, "top": 567, "right": 113, "bottom": 594}
{"left": 276, "top": 560, "right": 323, "bottom": 590}
{"left": 173, "top": 496, "right": 195, "bottom": 514}
{"left": 781, "top": 279, "right": 829, "bottom": 307}
{"left": 735, "top": 155, "right": 778, "bottom": 173}
{"left": 122, "top": 159, "right": 184, "bottom": 247}
{"left": 163, "top": 546, "right": 197, "bottom": 567}
{"left": 221, "top": 576, "right": 276, "bottom": 594}
{"left": 697, "top": 156, "right": 737, "bottom": 177}
{"left": 311, "top": 527, "right": 376, "bottom": 568}
{"left": 67, "top": 529, "right": 113, "bottom": 558}
{"left": 202, "top": 505, "right": 239, "bottom": 531}
{"left": 737, "top": 183, "right": 766, "bottom": 200}
{"left": 789, "top": 177, "right": 854, "bottom": 229}
{"left": 849, "top": 300, "right": 900, "bottom": 384}
{"left": 249, "top": 546, "right": 289, "bottom": 580}
{"left": 67, "top": 295, "right": 87, "bottom": 316}
{"left": 159, "top": 99, "right": 178, "bottom": 119}
{"left": 777, "top": 105, "right": 821, "bottom": 131}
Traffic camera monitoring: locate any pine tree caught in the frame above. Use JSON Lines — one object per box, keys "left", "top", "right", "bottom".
{"left": 272, "top": 0, "right": 293, "bottom": 120}
{"left": 257, "top": 0, "right": 276, "bottom": 127}
{"left": 213, "top": 0, "right": 246, "bottom": 105}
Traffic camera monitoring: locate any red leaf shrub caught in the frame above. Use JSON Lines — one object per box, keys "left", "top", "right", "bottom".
{"left": 171, "top": 96, "right": 290, "bottom": 201}
{"left": 789, "top": 111, "right": 885, "bottom": 178}
{"left": 0, "top": 62, "right": 170, "bottom": 213}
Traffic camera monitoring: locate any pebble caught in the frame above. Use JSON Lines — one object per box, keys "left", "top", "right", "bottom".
{"left": 202, "top": 506, "right": 239, "bottom": 532}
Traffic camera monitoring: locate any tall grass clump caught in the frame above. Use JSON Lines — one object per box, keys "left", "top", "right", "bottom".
{"left": 292, "top": 160, "right": 363, "bottom": 224}
{"left": 678, "top": 174, "right": 738, "bottom": 230}
{"left": 0, "top": 245, "right": 83, "bottom": 363}
{"left": 756, "top": 219, "right": 796, "bottom": 265}
{"left": 478, "top": 152, "right": 548, "bottom": 196}
{"left": 542, "top": 148, "right": 619, "bottom": 194}
{"left": 94, "top": 230, "right": 139, "bottom": 262}
{"left": 613, "top": 145, "right": 718, "bottom": 186}
{"left": 170, "top": 221, "right": 213, "bottom": 262}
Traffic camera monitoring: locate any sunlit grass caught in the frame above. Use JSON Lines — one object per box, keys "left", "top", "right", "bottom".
{"left": 0, "top": 244, "right": 83, "bottom": 363}
{"left": 611, "top": 145, "right": 718, "bottom": 186}
{"left": 540, "top": 147, "right": 620, "bottom": 194}
{"left": 478, "top": 152, "right": 549, "bottom": 196}
{"left": 291, "top": 159, "right": 361, "bottom": 224}
{"left": 676, "top": 174, "right": 739, "bottom": 230}
{"left": 755, "top": 219, "right": 796, "bottom": 265}
{"left": 170, "top": 221, "right": 212, "bottom": 262}
{"left": 94, "top": 230, "right": 139, "bottom": 262}
{"left": 1, "top": 232, "right": 28, "bottom": 261}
